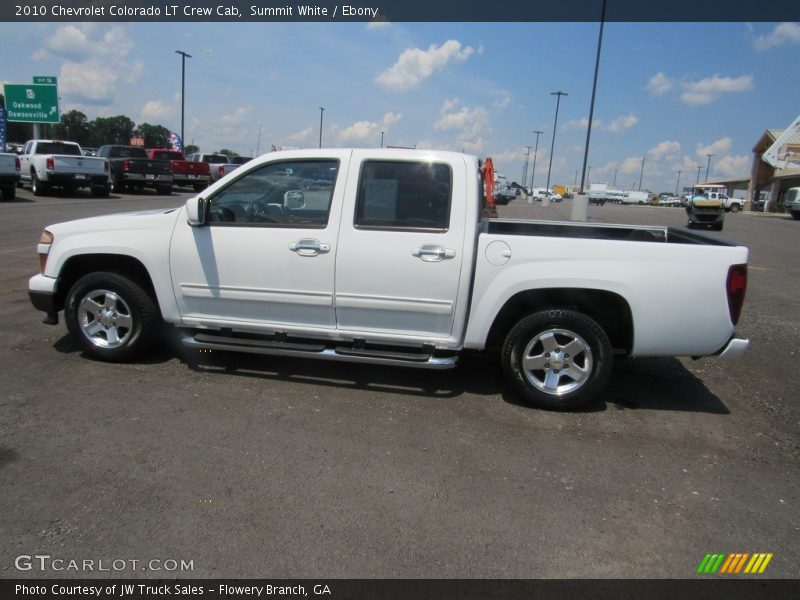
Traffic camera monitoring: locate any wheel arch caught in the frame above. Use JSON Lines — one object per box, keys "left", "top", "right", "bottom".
{"left": 485, "top": 288, "right": 633, "bottom": 356}
{"left": 56, "top": 254, "right": 159, "bottom": 313}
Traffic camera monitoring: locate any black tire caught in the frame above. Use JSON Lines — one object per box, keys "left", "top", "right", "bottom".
{"left": 687, "top": 222, "right": 696, "bottom": 229}
{"left": 109, "top": 174, "right": 122, "bottom": 193}
{"left": 157, "top": 184, "right": 172, "bottom": 195}
{"left": 31, "top": 171, "right": 49, "bottom": 196}
{"left": 91, "top": 184, "right": 110, "bottom": 197}
{"left": 501, "top": 309, "right": 613, "bottom": 410}
{"left": 1, "top": 186, "right": 15, "bottom": 201}
{"left": 711, "top": 223, "right": 724, "bottom": 231}
{"left": 729, "top": 203, "right": 740, "bottom": 213}
{"left": 193, "top": 183, "right": 206, "bottom": 193}
{"left": 790, "top": 212, "right": 800, "bottom": 221}
{"left": 64, "top": 272, "right": 161, "bottom": 362}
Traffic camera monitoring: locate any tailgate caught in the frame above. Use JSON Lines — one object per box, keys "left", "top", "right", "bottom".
{"left": 53, "top": 156, "right": 106, "bottom": 174}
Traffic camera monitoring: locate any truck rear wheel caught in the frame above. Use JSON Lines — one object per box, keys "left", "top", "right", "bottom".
{"left": 31, "top": 171, "right": 49, "bottom": 196}
{"left": 65, "top": 272, "right": 161, "bottom": 362}
{"left": 502, "top": 309, "right": 613, "bottom": 410}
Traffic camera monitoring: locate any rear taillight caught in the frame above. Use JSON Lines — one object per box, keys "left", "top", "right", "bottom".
{"left": 726, "top": 264, "right": 747, "bottom": 326}
{"left": 46, "top": 157, "right": 54, "bottom": 170}
{"left": 218, "top": 165, "right": 225, "bottom": 176}
{"left": 15, "top": 157, "right": 20, "bottom": 172}
{"left": 122, "top": 160, "right": 130, "bottom": 171}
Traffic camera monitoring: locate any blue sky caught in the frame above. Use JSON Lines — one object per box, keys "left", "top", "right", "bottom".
{"left": 2, "top": 20, "right": 799, "bottom": 192}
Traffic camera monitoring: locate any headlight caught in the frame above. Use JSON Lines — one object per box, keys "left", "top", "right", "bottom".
{"left": 38, "top": 230, "right": 53, "bottom": 273}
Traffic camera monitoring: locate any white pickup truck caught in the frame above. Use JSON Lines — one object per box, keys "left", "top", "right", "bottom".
{"left": 28, "top": 149, "right": 750, "bottom": 410}
{"left": 186, "top": 152, "right": 240, "bottom": 183}
{"left": 0, "top": 152, "right": 21, "bottom": 200}
{"left": 20, "top": 140, "right": 109, "bottom": 196}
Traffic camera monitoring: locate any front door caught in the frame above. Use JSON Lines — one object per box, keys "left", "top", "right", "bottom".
{"left": 169, "top": 152, "right": 349, "bottom": 332}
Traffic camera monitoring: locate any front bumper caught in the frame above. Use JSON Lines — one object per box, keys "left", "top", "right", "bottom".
{"left": 28, "top": 274, "right": 59, "bottom": 324}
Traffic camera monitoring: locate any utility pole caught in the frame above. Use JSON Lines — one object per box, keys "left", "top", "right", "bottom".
{"left": 638, "top": 155, "right": 645, "bottom": 190}
{"left": 318, "top": 106, "right": 325, "bottom": 148}
{"left": 705, "top": 153, "right": 714, "bottom": 182}
{"left": 522, "top": 146, "right": 532, "bottom": 189}
{"left": 546, "top": 91, "right": 567, "bottom": 191}
{"left": 380, "top": 131, "right": 384, "bottom": 148}
{"left": 696, "top": 165, "right": 702, "bottom": 184}
{"left": 613, "top": 169, "right": 617, "bottom": 188}
{"left": 675, "top": 170, "right": 682, "bottom": 195}
{"left": 530, "top": 130, "right": 543, "bottom": 190}
{"left": 175, "top": 50, "right": 192, "bottom": 149}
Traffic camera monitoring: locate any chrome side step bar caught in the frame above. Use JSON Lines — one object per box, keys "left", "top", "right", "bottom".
{"left": 182, "top": 334, "right": 458, "bottom": 370}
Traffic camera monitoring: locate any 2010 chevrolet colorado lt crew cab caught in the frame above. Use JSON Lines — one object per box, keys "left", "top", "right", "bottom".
{"left": 28, "top": 149, "right": 750, "bottom": 409}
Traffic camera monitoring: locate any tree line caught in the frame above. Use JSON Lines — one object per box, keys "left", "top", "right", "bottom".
{"left": 2, "top": 105, "right": 208, "bottom": 154}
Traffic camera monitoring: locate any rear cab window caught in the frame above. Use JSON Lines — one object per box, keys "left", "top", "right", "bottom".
{"left": 355, "top": 160, "right": 452, "bottom": 231}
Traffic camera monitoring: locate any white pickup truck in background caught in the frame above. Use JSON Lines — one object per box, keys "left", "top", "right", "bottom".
{"left": 28, "top": 149, "right": 750, "bottom": 410}
{"left": 0, "top": 152, "right": 21, "bottom": 200}
{"left": 186, "top": 152, "right": 240, "bottom": 182}
{"left": 20, "top": 140, "right": 109, "bottom": 197}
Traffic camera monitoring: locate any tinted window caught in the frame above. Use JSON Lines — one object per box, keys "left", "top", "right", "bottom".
{"left": 108, "top": 146, "right": 147, "bottom": 159}
{"left": 36, "top": 142, "right": 82, "bottom": 156}
{"left": 207, "top": 160, "right": 339, "bottom": 227}
{"left": 355, "top": 161, "right": 452, "bottom": 230}
{"left": 152, "top": 150, "right": 184, "bottom": 161}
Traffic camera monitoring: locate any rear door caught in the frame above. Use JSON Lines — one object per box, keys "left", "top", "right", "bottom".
{"left": 334, "top": 151, "right": 469, "bottom": 341}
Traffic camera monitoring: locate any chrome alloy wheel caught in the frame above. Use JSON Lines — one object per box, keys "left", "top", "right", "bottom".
{"left": 521, "top": 328, "right": 593, "bottom": 396}
{"left": 77, "top": 289, "right": 134, "bottom": 349}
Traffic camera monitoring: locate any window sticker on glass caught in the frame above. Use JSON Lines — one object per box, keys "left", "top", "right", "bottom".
{"left": 362, "top": 179, "right": 398, "bottom": 221}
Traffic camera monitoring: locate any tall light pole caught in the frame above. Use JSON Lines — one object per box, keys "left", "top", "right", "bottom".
{"left": 705, "top": 153, "right": 714, "bottom": 182}
{"left": 318, "top": 107, "right": 325, "bottom": 148}
{"left": 175, "top": 50, "right": 192, "bottom": 149}
{"left": 675, "top": 170, "right": 682, "bottom": 195}
{"left": 613, "top": 169, "right": 618, "bottom": 188}
{"left": 696, "top": 165, "right": 702, "bottom": 184}
{"left": 530, "top": 130, "right": 543, "bottom": 190}
{"left": 380, "top": 130, "right": 384, "bottom": 148}
{"left": 638, "top": 155, "right": 646, "bottom": 190}
{"left": 546, "top": 91, "right": 567, "bottom": 191}
{"left": 580, "top": 0, "right": 607, "bottom": 194}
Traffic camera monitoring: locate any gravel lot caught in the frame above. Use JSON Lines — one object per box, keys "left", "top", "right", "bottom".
{"left": 1, "top": 187, "right": 797, "bottom": 578}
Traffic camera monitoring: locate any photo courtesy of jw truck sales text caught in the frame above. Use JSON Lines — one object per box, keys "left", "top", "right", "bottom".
{"left": 29, "top": 148, "right": 749, "bottom": 411}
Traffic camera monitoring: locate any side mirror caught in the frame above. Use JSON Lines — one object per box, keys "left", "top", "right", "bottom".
{"left": 186, "top": 196, "right": 206, "bottom": 226}
{"left": 284, "top": 190, "right": 305, "bottom": 210}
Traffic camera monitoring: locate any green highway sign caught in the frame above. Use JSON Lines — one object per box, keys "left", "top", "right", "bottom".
{"left": 3, "top": 84, "right": 60, "bottom": 124}
{"left": 33, "top": 76, "right": 58, "bottom": 85}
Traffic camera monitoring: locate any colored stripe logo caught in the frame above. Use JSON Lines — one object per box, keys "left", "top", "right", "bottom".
{"left": 696, "top": 553, "right": 773, "bottom": 574}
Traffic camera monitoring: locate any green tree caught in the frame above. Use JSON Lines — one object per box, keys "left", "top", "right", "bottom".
{"left": 88, "top": 115, "right": 135, "bottom": 147}
{"left": 135, "top": 123, "right": 173, "bottom": 149}
{"left": 184, "top": 144, "right": 199, "bottom": 155}
{"left": 216, "top": 148, "right": 240, "bottom": 158}
{"left": 54, "top": 110, "right": 90, "bottom": 146}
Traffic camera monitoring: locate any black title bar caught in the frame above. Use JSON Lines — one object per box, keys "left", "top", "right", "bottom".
{"left": 2, "top": 0, "right": 800, "bottom": 22}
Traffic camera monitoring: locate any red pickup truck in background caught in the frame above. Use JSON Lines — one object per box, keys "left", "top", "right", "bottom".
{"left": 146, "top": 149, "right": 211, "bottom": 192}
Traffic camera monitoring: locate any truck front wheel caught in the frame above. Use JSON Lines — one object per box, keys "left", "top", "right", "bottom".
{"left": 502, "top": 309, "right": 613, "bottom": 410}
{"left": 65, "top": 272, "right": 160, "bottom": 362}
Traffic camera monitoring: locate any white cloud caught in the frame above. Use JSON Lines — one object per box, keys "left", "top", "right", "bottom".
{"left": 59, "top": 61, "right": 120, "bottom": 104}
{"left": 382, "top": 112, "right": 402, "bottom": 127}
{"left": 680, "top": 74, "right": 753, "bottom": 106}
{"left": 141, "top": 101, "right": 173, "bottom": 122}
{"left": 433, "top": 98, "right": 489, "bottom": 138}
{"left": 619, "top": 156, "right": 644, "bottom": 175}
{"left": 375, "top": 40, "right": 475, "bottom": 92}
{"left": 366, "top": 20, "right": 391, "bottom": 31}
{"left": 712, "top": 154, "right": 750, "bottom": 177}
{"left": 493, "top": 95, "right": 512, "bottom": 110}
{"left": 43, "top": 25, "right": 139, "bottom": 106}
{"left": 221, "top": 107, "right": 252, "bottom": 126}
{"left": 670, "top": 155, "right": 702, "bottom": 172}
{"left": 287, "top": 127, "right": 314, "bottom": 144}
{"left": 605, "top": 113, "right": 639, "bottom": 133}
{"left": 753, "top": 22, "right": 800, "bottom": 51}
{"left": 340, "top": 120, "right": 380, "bottom": 141}
{"left": 648, "top": 140, "right": 681, "bottom": 161}
{"left": 561, "top": 113, "right": 637, "bottom": 134}
{"left": 696, "top": 137, "right": 733, "bottom": 157}
{"left": 646, "top": 72, "right": 673, "bottom": 96}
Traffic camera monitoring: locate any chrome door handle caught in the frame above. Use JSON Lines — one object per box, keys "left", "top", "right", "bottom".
{"left": 412, "top": 244, "right": 456, "bottom": 262}
{"left": 289, "top": 239, "right": 330, "bottom": 256}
